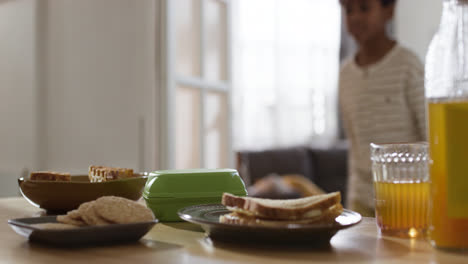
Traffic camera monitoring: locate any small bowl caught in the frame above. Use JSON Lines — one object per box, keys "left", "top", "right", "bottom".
{"left": 18, "top": 173, "right": 149, "bottom": 213}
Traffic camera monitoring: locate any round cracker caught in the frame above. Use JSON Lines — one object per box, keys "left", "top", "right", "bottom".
{"left": 94, "top": 196, "right": 154, "bottom": 224}
{"left": 57, "top": 214, "right": 86, "bottom": 226}
{"left": 78, "top": 201, "right": 111, "bottom": 226}
{"left": 77, "top": 201, "right": 95, "bottom": 225}
{"left": 66, "top": 209, "right": 82, "bottom": 220}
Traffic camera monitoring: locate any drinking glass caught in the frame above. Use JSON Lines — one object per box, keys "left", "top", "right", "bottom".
{"left": 371, "top": 142, "right": 429, "bottom": 238}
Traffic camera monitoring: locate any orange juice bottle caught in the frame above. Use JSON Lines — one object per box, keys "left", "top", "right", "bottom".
{"left": 425, "top": 0, "right": 468, "bottom": 250}
{"left": 427, "top": 100, "right": 468, "bottom": 249}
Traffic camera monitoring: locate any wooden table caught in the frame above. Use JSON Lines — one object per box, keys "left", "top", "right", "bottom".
{"left": 1, "top": 198, "right": 467, "bottom": 263}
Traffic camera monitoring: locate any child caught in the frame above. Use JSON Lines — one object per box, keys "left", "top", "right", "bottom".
{"left": 339, "top": 0, "right": 426, "bottom": 216}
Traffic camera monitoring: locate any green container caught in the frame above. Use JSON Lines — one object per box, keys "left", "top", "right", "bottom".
{"left": 143, "top": 169, "right": 247, "bottom": 222}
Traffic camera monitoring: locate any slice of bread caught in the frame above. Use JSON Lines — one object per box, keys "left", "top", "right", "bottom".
{"left": 222, "top": 192, "right": 341, "bottom": 220}
{"left": 220, "top": 204, "right": 343, "bottom": 227}
{"left": 88, "top": 166, "right": 134, "bottom": 183}
{"left": 29, "top": 171, "right": 71, "bottom": 182}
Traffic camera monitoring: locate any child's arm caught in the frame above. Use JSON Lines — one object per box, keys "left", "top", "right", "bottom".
{"left": 405, "top": 62, "right": 426, "bottom": 141}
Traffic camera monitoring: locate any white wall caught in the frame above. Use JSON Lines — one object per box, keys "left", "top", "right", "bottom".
{"left": 0, "top": 0, "right": 37, "bottom": 196}
{"left": 41, "top": 0, "right": 157, "bottom": 174}
{"left": 395, "top": 0, "right": 442, "bottom": 62}
{"left": 0, "top": 0, "right": 159, "bottom": 197}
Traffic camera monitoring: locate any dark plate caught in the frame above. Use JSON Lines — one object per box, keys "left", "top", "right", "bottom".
{"left": 18, "top": 173, "right": 148, "bottom": 213}
{"left": 8, "top": 216, "right": 157, "bottom": 246}
{"left": 178, "top": 204, "right": 361, "bottom": 245}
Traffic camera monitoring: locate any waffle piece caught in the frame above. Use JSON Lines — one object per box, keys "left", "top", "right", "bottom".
{"left": 88, "top": 166, "right": 134, "bottom": 183}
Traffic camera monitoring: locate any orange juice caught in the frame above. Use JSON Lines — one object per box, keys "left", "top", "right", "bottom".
{"left": 374, "top": 181, "right": 429, "bottom": 238}
{"left": 428, "top": 100, "right": 468, "bottom": 249}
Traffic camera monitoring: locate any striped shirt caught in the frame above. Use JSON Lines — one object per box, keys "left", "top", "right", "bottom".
{"left": 339, "top": 45, "right": 426, "bottom": 210}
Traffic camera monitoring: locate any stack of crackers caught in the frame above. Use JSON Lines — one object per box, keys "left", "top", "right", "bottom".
{"left": 29, "top": 171, "right": 71, "bottom": 182}
{"left": 28, "top": 165, "right": 135, "bottom": 183}
{"left": 56, "top": 196, "right": 154, "bottom": 227}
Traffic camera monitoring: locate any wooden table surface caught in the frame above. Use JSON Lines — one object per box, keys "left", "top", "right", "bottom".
{"left": 1, "top": 197, "right": 467, "bottom": 264}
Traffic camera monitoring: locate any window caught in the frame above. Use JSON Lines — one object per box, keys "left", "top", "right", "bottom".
{"left": 161, "top": 0, "right": 232, "bottom": 169}
{"left": 232, "top": 0, "right": 341, "bottom": 150}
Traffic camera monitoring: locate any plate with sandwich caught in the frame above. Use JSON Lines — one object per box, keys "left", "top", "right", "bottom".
{"left": 178, "top": 192, "right": 361, "bottom": 244}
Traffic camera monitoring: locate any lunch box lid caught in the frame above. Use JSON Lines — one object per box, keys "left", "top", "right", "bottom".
{"left": 143, "top": 169, "right": 247, "bottom": 198}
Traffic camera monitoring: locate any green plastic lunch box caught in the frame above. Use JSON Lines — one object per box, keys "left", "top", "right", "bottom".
{"left": 143, "top": 169, "right": 247, "bottom": 222}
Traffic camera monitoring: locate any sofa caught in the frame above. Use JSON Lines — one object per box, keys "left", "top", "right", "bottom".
{"left": 236, "top": 141, "right": 349, "bottom": 205}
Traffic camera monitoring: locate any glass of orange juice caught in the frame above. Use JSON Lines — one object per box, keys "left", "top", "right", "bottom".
{"left": 370, "top": 142, "right": 429, "bottom": 238}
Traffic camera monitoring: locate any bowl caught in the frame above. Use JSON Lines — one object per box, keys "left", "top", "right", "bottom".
{"left": 143, "top": 169, "right": 247, "bottom": 222}
{"left": 18, "top": 173, "right": 148, "bottom": 213}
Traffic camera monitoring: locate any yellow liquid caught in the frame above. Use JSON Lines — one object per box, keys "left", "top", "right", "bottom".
{"left": 374, "top": 181, "right": 429, "bottom": 237}
{"left": 429, "top": 100, "right": 468, "bottom": 249}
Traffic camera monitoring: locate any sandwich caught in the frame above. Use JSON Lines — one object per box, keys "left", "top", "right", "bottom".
{"left": 220, "top": 192, "right": 343, "bottom": 227}
{"left": 29, "top": 171, "right": 71, "bottom": 181}
{"left": 88, "top": 166, "right": 134, "bottom": 183}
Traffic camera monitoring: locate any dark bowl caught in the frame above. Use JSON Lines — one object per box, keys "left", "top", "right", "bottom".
{"left": 18, "top": 173, "right": 148, "bottom": 213}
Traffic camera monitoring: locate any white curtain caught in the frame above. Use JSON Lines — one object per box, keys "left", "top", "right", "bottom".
{"left": 232, "top": 0, "right": 341, "bottom": 151}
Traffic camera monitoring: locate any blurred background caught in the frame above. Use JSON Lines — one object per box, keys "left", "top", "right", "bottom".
{"left": 0, "top": 0, "right": 441, "bottom": 197}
